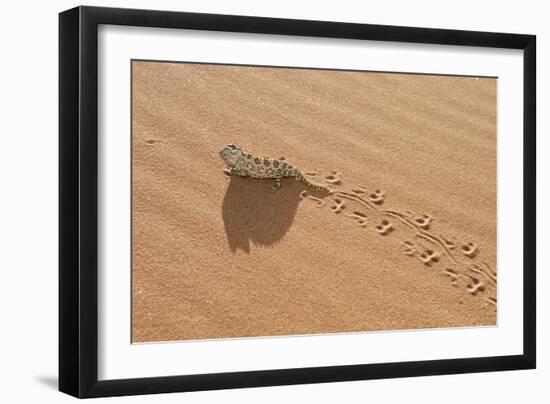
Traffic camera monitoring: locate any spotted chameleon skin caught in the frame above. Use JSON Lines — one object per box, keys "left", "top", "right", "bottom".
{"left": 219, "top": 144, "right": 330, "bottom": 192}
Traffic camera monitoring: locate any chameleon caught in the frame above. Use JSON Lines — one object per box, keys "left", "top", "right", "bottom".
{"left": 219, "top": 144, "right": 331, "bottom": 192}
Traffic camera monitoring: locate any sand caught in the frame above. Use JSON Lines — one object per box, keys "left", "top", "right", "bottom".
{"left": 131, "top": 61, "right": 497, "bottom": 343}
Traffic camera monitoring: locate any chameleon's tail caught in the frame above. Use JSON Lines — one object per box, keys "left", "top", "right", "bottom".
{"left": 295, "top": 170, "right": 331, "bottom": 193}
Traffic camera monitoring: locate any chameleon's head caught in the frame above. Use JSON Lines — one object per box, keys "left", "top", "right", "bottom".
{"left": 219, "top": 144, "right": 243, "bottom": 167}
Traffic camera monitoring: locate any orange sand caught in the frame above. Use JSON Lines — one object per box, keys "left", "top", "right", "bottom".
{"left": 131, "top": 61, "right": 497, "bottom": 343}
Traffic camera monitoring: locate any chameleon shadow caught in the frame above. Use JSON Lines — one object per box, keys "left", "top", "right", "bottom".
{"left": 222, "top": 176, "right": 326, "bottom": 253}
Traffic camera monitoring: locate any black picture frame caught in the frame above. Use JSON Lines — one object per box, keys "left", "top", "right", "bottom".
{"left": 59, "top": 5, "right": 536, "bottom": 398}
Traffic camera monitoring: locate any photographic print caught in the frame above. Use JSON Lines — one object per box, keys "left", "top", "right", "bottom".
{"left": 131, "top": 60, "right": 497, "bottom": 343}
{"left": 60, "top": 7, "right": 536, "bottom": 397}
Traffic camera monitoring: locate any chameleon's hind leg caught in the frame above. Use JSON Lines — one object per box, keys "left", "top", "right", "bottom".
{"left": 272, "top": 178, "right": 282, "bottom": 190}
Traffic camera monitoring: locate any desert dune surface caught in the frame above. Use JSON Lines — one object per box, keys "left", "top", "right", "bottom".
{"left": 131, "top": 61, "right": 497, "bottom": 342}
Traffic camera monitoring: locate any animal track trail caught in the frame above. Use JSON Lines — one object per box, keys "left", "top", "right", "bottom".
{"left": 342, "top": 186, "right": 491, "bottom": 282}
{"left": 440, "top": 263, "right": 496, "bottom": 300}
{"left": 344, "top": 186, "right": 385, "bottom": 205}
{"left": 441, "top": 265, "right": 495, "bottom": 299}
{"left": 381, "top": 209, "right": 459, "bottom": 265}
{"left": 395, "top": 212, "right": 457, "bottom": 262}
{"left": 402, "top": 237, "right": 495, "bottom": 303}
{"left": 335, "top": 191, "right": 377, "bottom": 211}
{"left": 299, "top": 190, "right": 325, "bottom": 207}
{"left": 375, "top": 219, "right": 394, "bottom": 236}
{"left": 299, "top": 171, "right": 497, "bottom": 305}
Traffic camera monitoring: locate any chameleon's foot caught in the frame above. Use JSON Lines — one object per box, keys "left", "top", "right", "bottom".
{"left": 272, "top": 178, "right": 281, "bottom": 190}
{"left": 223, "top": 169, "right": 232, "bottom": 177}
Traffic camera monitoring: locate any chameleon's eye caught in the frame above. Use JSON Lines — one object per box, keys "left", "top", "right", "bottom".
{"left": 227, "top": 144, "right": 238, "bottom": 150}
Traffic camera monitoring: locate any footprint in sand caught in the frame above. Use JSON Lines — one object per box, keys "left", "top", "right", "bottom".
{"left": 418, "top": 248, "right": 441, "bottom": 266}
{"left": 461, "top": 242, "right": 479, "bottom": 258}
{"left": 444, "top": 268, "right": 459, "bottom": 287}
{"left": 346, "top": 211, "right": 368, "bottom": 227}
{"left": 325, "top": 171, "right": 342, "bottom": 186}
{"left": 368, "top": 189, "right": 385, "bottom": 205}
{"left": 441, "top": 235, "right": 457, "bottom": 250}
{"left": 413, "top": 214, "right": 433, "bottom": 230}
{"left": 402, "top": 241, "right": 417, "bottom": 256}
{"left": 330, "top": 198, "right": 346, "bottom": 214}
{"left": 350, "top": 186, "right": 367, "bottom": 196}
{"left": 402, "top": 241, "right": 441, "bottom": 267}
{"left": 465, "top": 274, "right": 486, "bottom": 295}
{"left": 375, "top": 219, "right": 394, "bottom": 236}
{"left": 487, "top": 297, "right": 497, "bottom": 306}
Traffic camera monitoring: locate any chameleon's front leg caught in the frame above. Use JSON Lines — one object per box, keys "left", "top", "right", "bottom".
{"left": 272, "top": 177, "right": 282, "bottom": 190}
{"left": 225, "top": 167, "right": 247, "bottom": 176}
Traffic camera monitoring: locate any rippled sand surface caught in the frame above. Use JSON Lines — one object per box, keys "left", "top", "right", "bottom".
{"left": 132, "top": 61, "right": 496, "bottom": 342}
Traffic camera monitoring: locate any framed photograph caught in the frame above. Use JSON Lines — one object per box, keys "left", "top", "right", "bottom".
{"left": 59, "top": 6, "right": 536, "bottom": 398}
